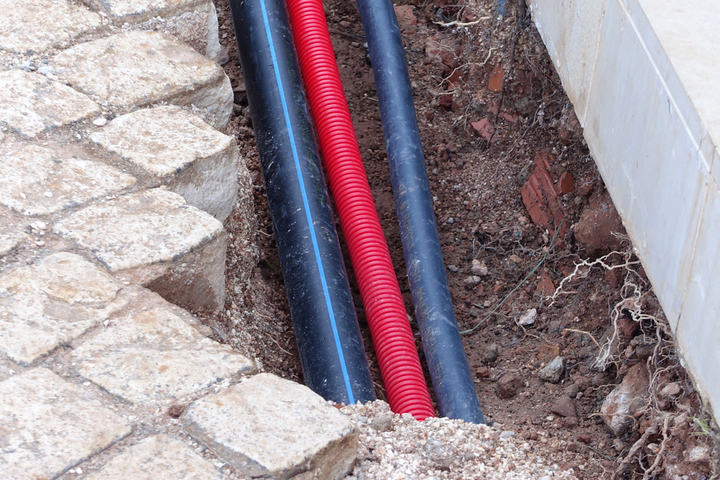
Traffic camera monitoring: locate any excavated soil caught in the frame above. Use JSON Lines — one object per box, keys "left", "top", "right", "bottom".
{"left": 206, "top": 0, "right": 719, "bottom": 478}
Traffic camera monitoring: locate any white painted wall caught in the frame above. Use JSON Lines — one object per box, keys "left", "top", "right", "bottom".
{"left": 528, "top": 0, "right": 720, "bottom": 420}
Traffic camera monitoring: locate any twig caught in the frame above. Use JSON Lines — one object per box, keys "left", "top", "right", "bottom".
{"left": 562, "top": 328, "right": 601, "bottom": 349}
{"left": 433, "top": 17, "right": 490, "bottom": 27}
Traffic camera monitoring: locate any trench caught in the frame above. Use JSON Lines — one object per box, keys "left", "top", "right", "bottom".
{"left": 200, "top": 0, "right": 717, "bottom": 478}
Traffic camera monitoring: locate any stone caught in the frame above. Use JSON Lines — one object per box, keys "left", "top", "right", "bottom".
{"left": 550, "top": 396, "right": 576, "bottom": 418}
{"left": 488, "top": 63, "right": 504, "bottom": 92}
{"left": 538, "top": 356, "right": 564, "bottom": 383}
{"left": 520, "top": 151, "right": 568, "bottom": 238}
{"left": 471, "top": 259, "right": 488, "bottom": 276}
{"left": 0, "top": 0, "right": 101, "bottom": 54}
{"left": 463, "top": 275, "right": 481, "bottom": 285}
{"left": 0, "top": 144, "right": 135, "bottom": 217}
{"left": 394, "top": 5, "right": 417, "bottom": 33}
{"left": 0, "top": 227, "right": 25, "bottom": 258}
{"left": 91, "top": 106, "right": 238, "bottom": 221}
{"left": 660, "top": 381, "right": 682, "bottom": 398}
{"left": 85, "top": 435, "right": 225, "bottom": 480}
{"left": 496, "top": 372, "right": 524, "bottom": 399}
{"left": 471, "top": 117, "right": 495, "bottom": 142}
{"left": 49, "top": 31, "right": 232, "bottom": 128}
{"left": 0, "top": 70, "right": 100, "bottom": 138}
{"left": 184, "top": 373, "right": 358, "bottom": 479}
{"left": 103, "top": 1, "right": 222, "bottom": 61}
{"left": 482, "top": 343, "right": 500, "bottom": 364}
{"left": 556, "top": 171, "right": 575, "bottom": 194}
{"left": 573, "top": 190, "right": 625, "bottom": 252}
{"left": 600, "top": 363, "right": 649, "bottom": 435}
{"left": 535, "top": 270, "right": 555, "bottom": 297}
{"left": 517, "top": 308, "right": 537, "bottom": 327}
{"left": 53, "top": 188, "right": 226, "bottom": 311}
{"left": 0, "top": 368, "right": 131, "bottom": 479}
{"left": 71, "top": 287, "right": 254, "bottom": 406}
{"left": 0, "top": 253, "right": 124, "bottom": 364}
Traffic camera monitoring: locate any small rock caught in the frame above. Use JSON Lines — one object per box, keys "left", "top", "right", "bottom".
{"left": 447, "top": 264, "right": 459, "bottom": 273}
{"left": 475, "top": 366, "right": 490, "bottom": 378}
{"left": 538, "top": 356, "right": 564, "bottom": 383}
{"left": 463, "top": 275, "right": 481, "bottom": 285}
{"left": 499, "top": 430, "right": 515, "bottom": 440}
{"left": 573, "top": 190, "right": 625, "bottom": 252}
{"left": 576, "top": 433, "right": 592, "bottom": 444}
{"left": 92, "top": 116, "right": 107, "bottom": 126}
{"left": 496, "top": 372, "right": 524, "bottom": 399}
{"left": 686, "top": 445, "right": 710, "bottom": 464}
{"left": 517, "top": 308, "right": 537, "bottom": 327}
{"left": 471, "top": 259, "right": 488, "bottom": 276}
{"left": 471, "top": 117, "right": 494, "bottom": 142}
{"left": 487, "top": 64, "right": 504, "bottom": 92}
{"left": 660, "top": 381, "right": 682, "bottom": 398}
{"left": 600, "top": 363, "right": 649, "bottom": 435}
{"left": 370, "top": 413, "right": 394, "bottom": 432}
{"left": 482, "top": 343, "right": 500, "bottom": 364}
{"left": 394, "top": 5, "right": 417, "bottom": 33}
{"left": 550, "top": 396, "right": 576, "bottom": 418}
{"left": 535, "top": 270, "right": 555, "bottom": 297}
{"left": 508, "top": 254, "right": 522, "bottom": 264}
{"left": 564, "top": 383, "right": 579, "bottom": 399}
{"left": 556, "top": 172, "right": 575, "bottom": 194}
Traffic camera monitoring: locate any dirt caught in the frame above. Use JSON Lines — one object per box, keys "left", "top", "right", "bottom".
{"left": 207, "top": 0, "right": 719, "bottom": 478}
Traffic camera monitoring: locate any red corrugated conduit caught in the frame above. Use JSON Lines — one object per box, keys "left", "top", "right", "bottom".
{"left": 287, "top": 0, "right": 435, "bottom": 419}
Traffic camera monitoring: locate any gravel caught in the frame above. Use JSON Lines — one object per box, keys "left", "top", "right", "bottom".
{"left": 342, "top": 401, "right": 577, "bottom": 480}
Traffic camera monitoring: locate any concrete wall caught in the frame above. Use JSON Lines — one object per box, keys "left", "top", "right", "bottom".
{"left": 528, "top": 0, "right": 720, "bottom": 420}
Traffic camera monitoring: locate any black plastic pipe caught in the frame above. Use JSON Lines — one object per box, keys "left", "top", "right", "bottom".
{"left": 229, "top": 0, "right": 375, "bottom": 404}
{"left": 355, "top": 0, "right": 485, "bottom": 423}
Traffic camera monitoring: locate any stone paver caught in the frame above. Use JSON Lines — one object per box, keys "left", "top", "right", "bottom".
{"left": 0, "top": 0, "right": 101, "bottom": 54}
{"left": 49, "top": 31, "right": 232, "bottom": 128}
{"left": 91, "top": 106, "right": 238, "bottom": 221}
{"left": 84, "top": 435, "right": 226, "bottom": 480}
{"left": 0, "top": 368, "right": 131, "bottom": 480}
{"left": 0, "top": 70, "right": 100, "bottom": 138}
{"left": 0, "top": 253, "right": 125, "bottom": 364}
{"left": 184, "top": 373, "right": 359, "bottom": 480}
{"left": 53, "top": 188, "right": 226, "bottom": 311}
{"left": 0, "top": 144, "right": 136, "bottom": 217}
{"left": 0, "top": 229, "right": 25, "bottom": 258}
{"left": 84, "top": 0, "right": 221, "bottom": 60}
{"left": 71, "top": 287, "right": 254, "bottom": 405}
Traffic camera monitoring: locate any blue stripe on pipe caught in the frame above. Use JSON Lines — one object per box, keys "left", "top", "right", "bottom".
{"left": 258, "top": 0, "right": 355, "bottom": 403}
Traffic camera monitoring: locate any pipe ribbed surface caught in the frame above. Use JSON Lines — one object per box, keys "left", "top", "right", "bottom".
{"left": 355, "top": 0, "right": 485, "bottom": 423}
{"left": 287, "top": 0, "right": 434, "bottom": 420}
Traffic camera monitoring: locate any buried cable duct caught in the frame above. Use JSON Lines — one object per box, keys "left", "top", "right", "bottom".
{"left": 228, "top": 0, "right": 375, "bottom": 404}
{"left": 355, "top": 0, "right": 485, "bottom": 423}
{"left": 287, "top": 0, "right": 435, "bottom": 419}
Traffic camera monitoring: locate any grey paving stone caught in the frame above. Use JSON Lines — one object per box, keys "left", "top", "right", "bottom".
{"left": 0, "top": 70, "right": 100, "bottom": 138}
{"left": 91, "top": 106, "right": 237, "bottom": 221}
{"left": 71, "top": 287, "right": 254, "bottom": 406}
{"left": 0, "top": 0, "right": 101, "bottom": 54}
{"left": 184, "top": 373, "right": 359, "bottom": 480}
{"left": 0, "top": 368, "right": 131, "bottom": 479}
{"left": 84, "top": 435, "right": 226, "bottom": 480}
{"left": 0, "top": 252, "right": 125, "bottom": 364}
{"left": 84, "top": 0, "right": 221, "bottom": 60}
{"left": 0, "top": 144, "right": 135, "bottom": 217}
{"left": 53, "top": 188, "right": 226, "bottom": 311}
{"left": 49, "top": 31, "right": 232, "bottom": 128}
